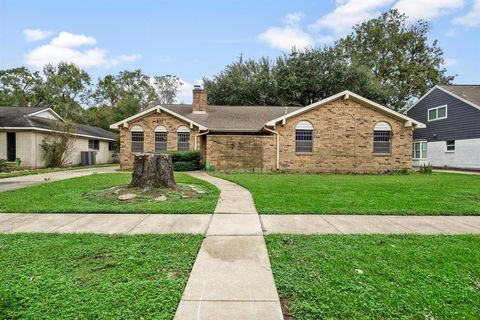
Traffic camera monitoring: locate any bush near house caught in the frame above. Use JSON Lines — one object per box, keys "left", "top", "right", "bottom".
{"left": 159, "top": 150, "right": 202, "bottom": 171}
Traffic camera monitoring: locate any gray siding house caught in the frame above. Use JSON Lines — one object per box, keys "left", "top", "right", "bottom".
{"left": 406, "top": 85, "right": 480, "bottom": 170}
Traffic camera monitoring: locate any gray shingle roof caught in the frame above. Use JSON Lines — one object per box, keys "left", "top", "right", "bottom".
{"left": 439, "top": 85, "right": 480, "bottom": 107}
{"left": 0, "top": 107, "right": 117, "bottom": 141}
{"left": 161, "top": 104, "right": 303, "bottom": 132}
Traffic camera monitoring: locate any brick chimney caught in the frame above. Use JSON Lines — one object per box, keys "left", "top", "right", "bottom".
{"left": 192, "top": 85, "right": 208, "bottom": 114}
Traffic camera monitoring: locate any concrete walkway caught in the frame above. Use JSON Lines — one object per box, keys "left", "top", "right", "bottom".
{"left": 0, "top": 166, "right": 120, "bottom": 192}
{"left": 174, "top": 172, "right": 283, "bottom": 320}
{"left": 433, "top": 169, "right": 480, "bottom": 175}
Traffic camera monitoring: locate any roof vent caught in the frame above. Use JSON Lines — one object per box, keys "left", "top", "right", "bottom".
{"left": 284, "top": 107, "right": 288, "bottom": 115}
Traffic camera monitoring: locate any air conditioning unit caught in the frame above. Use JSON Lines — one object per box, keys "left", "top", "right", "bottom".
{"left": 80, "top": 151, "right": 97, "bottom": 166}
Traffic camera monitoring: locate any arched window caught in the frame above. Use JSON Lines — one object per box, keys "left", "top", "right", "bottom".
{"left": 177, "top": 126, "right": 190, "bottom": 151}
{"left": 131, "top": 125, "right": 144, "bottom": 153}
{"left": 373, "top": 122, "right": 391, "bottom": 154}
{"left": 154, "top": 125, "right": 167, "bottom": 152}
{"left": 295, "top": 121, "right": 313, "bottom": 153}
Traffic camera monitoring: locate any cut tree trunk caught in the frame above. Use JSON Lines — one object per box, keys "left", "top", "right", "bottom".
{"left": 129, "top": 153, "right": 177, "bottom": 189}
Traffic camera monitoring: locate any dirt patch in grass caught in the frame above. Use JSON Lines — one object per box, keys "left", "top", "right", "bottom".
{"left": 84, "top": 183, "right": 207, "bottom": 204}
{"left": 281, "top": 296, "right": 296, "bottom": 320}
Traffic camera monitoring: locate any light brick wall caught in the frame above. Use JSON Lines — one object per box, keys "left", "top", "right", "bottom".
{"left": 205, "top": 135, "right": 276, "bottom": 172}
{"left": 119, "top": 111, "right": 198, "bottom": 169}
{"left": 275, "top": 98, "right": 413, "bottom": 173}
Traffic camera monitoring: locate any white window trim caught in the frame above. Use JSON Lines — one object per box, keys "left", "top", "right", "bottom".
{"left": 413, "top": 141, "right": 428, "bottom": 160}
{"left": 427, "top": 105, "right": 448, "bottom": 122}
{"left": 445, "top": 140, "right": 455, "bottom": 153}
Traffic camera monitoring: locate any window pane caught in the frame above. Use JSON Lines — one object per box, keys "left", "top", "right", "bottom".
{"left": 177, "top": 132, "right": 190, "bottom": 151}
{"left": 155, "top": 132, "right": 167, "bottom": 152}
{"left": 437, "top": 107, "right": 446, "bottom": 118}
{"left": 131, "top": 132, "right": 144, "bottom": 153}
{"left": 373, "top": 131, "right": 391, "bottom": 153}
{"left": 446, "top": 140, "right": 455, "bottom": 151}
{"left": 428, "top": 109, "right": 436, "bottom": 120}
{"left": 421, "top": 142, "right": 427, "bottom": 159}
{"left": 295, "top": 129, "right": 313, "bottom": 153}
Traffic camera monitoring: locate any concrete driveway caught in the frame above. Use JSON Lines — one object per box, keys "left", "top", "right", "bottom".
{"left": 0, "top": 166, "right": 120, "bottom": 192}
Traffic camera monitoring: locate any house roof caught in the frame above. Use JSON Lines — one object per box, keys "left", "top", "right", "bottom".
{"left": 110, "top": 90, "right": 425, "bottom": 131}
{"left": 0, "top": 107, "right": 117, "bottom": 141}
{"left": 437, "top": 85, "right": 480, "bottom": 109}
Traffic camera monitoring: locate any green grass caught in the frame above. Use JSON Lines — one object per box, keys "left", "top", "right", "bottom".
{"left": 266, "top": 234, "right": 480, "bottom": 319}
{"left": 213, "top": 172, "right": 480, "bottom": 215}
{"left": 0, "top": 172, "right": 219, "bottom": 213}
{"left": 0, "top": 163, "right": 118, "bottom": 179}
{"left": 0, "top": 233, "right": 203, "bottom": 320}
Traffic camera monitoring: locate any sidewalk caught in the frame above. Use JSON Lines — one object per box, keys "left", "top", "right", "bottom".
{"left": 174, "top": 172, "right": 283, "bottom": 320}
{"left": 0, "top": 166, "right": 120, "bottom": 192}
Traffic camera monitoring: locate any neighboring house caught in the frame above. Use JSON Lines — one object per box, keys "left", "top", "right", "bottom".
{"left": 110, "top": 86, "right": 425, "bottom": 173}
{"left": 406, "top": 85, "right": 480, "bottom": 170}
{"left": 0, "top": 107, "right": 118, "bottom": 168}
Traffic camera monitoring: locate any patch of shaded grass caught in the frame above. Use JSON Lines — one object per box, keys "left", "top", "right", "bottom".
{"left": 0, "top": 172, "right": 219, "bottom": 213}
{"left": 266, "top": 234, "right": 480, "bottom": 319}
{"left": 213, "top": 172, "right": 480, "bottom": 215}
{"left": 0, "top": 233, "right": 203, "bottom": 320}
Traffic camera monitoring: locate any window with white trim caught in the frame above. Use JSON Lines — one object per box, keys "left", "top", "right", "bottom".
{"left": 413, "top": 141, "right": 427, "bottom": 159}
{"left": 131, "top": 125, "right": 144, "bottom": 153}
{"left": 154, "top": 125, "right": 167, "bottom": 152}
{"left": 176, "top": 126, "right": 190, "bottom": 151}
{"left": 373, "top": 122, "right": 391, "bottom": 154}
{"left": 446, "top": 140, "right": 455, "bottom": 152}
{"left": 295, "top": 121, "right": 313, "bottom": 153}
{"left": 428, "top": 105, "right": 447, "bottom": 121}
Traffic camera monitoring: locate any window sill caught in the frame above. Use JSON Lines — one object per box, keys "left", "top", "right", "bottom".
{"left": 295, "top": 152, "right": 313, "bottom": 156}
{"left": 445, "top": 151, "right": 455, "bottom": 153}
{"left": 373, "top": 153, "right": 391, "bottom": 156}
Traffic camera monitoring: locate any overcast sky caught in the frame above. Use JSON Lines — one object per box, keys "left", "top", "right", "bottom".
{"left": 1, "top": 0, "right": 479, "bottom": 102}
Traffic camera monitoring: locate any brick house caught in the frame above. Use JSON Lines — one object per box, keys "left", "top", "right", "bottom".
{"left": 110, "top": 87, "right": 425, "bottom": 172}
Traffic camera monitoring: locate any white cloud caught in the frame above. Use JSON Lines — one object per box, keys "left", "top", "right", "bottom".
{"left": 258, "top": 13, "right": 314, "bottom": 51}
{"left": 310, "top": 0, "right": 395, "bottom": 35}
{"left": 23, "top": 29, "right": 54, "bottom": 42}
{"left": 50, "top": 32, "right": 96, "bottom": 47}
{"left": 176, "top": 79, "right": 203, "bottom": 103}
{"left": 24, "top": 31, "right": 141, "bottom": 69}
{"left": 453, "top": 0, "right": 480, "bottom": 26}
{"left": 394, "top": 0, "right": 465, "bottom": 20}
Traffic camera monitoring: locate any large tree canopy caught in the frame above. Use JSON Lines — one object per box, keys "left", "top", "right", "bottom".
{"left": 205, "top": 10, "right": 454, "bottom": 110}
{"left": 337, "top": 10, "right": 454, "bottom": 110}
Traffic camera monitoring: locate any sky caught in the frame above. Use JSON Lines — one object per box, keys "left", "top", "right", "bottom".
{"left": 1, "top": 0, "right": 479, "bottom": 102}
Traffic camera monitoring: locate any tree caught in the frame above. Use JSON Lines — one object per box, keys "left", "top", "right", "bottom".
{"left": 0, "top": 67, "right": 45, "bottom": 107}
{"left": 39, "top": 121, "right": 75, "bottom": 167}
{"left": 129, "top": 153, "right": 177, "bottom": 189}
{"left": 275, "top": 47, "right": 391, "bottom": 106}
{"left": 204, "top": 48, "right": 390, "bottom": 106}
{"left": 151, "top": 75, "right": 182, "bottom": 104}
{"left": 42, "top": 62, "right": 92, "bottom": 120}
{"left": 337, "top": 9, "right": 454, "bottom": 110}
{"left": 203, "top": 57, "right": 279, "bottom": 106}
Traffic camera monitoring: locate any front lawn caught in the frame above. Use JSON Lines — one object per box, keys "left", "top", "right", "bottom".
{"left": 266, "top": 234, "right": 480, "bottom": 319}
{"left": 0, "top": 172, "right": 219, "bottom": 213}
{"left": 213, "top": 173, "right": 480, "bottom": 215}
{"left": 0, "top": 233, "right": 203, "bottom": 320}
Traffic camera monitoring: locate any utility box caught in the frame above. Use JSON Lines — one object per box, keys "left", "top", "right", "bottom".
{"left": 80, "top": 151, "right": 97, "bottom": 166}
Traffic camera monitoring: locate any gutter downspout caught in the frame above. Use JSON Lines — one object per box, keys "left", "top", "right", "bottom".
{"left": 263, "top": 125, "right": 280, "bottom": 170}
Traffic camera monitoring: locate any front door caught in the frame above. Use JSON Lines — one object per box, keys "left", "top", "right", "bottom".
{"left": 6, "top": 132, "right": 16, "bottom": 161}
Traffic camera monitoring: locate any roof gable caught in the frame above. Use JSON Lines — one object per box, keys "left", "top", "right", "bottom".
{"left": 406, "top": 85, "right": 480, "bottom": 114}
{"left": 266, "top": 90, "right": 426, "bottom": 129}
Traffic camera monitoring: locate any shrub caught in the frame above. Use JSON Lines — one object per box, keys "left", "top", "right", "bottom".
{"left": 0, "top": 159, "right": 6, "bottom": 172}
{"left": 40, "top": 122, "right": 75, "bottom": 168}
{"left": 159, "top": 150, "right": 202, "bottom": 171}
{"left": 419, "top": 163, "right": 433, "bottom": 174}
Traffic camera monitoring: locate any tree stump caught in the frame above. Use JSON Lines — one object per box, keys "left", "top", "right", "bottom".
{"left": 129, "top": 153, "right": 177, "bottom": 189}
